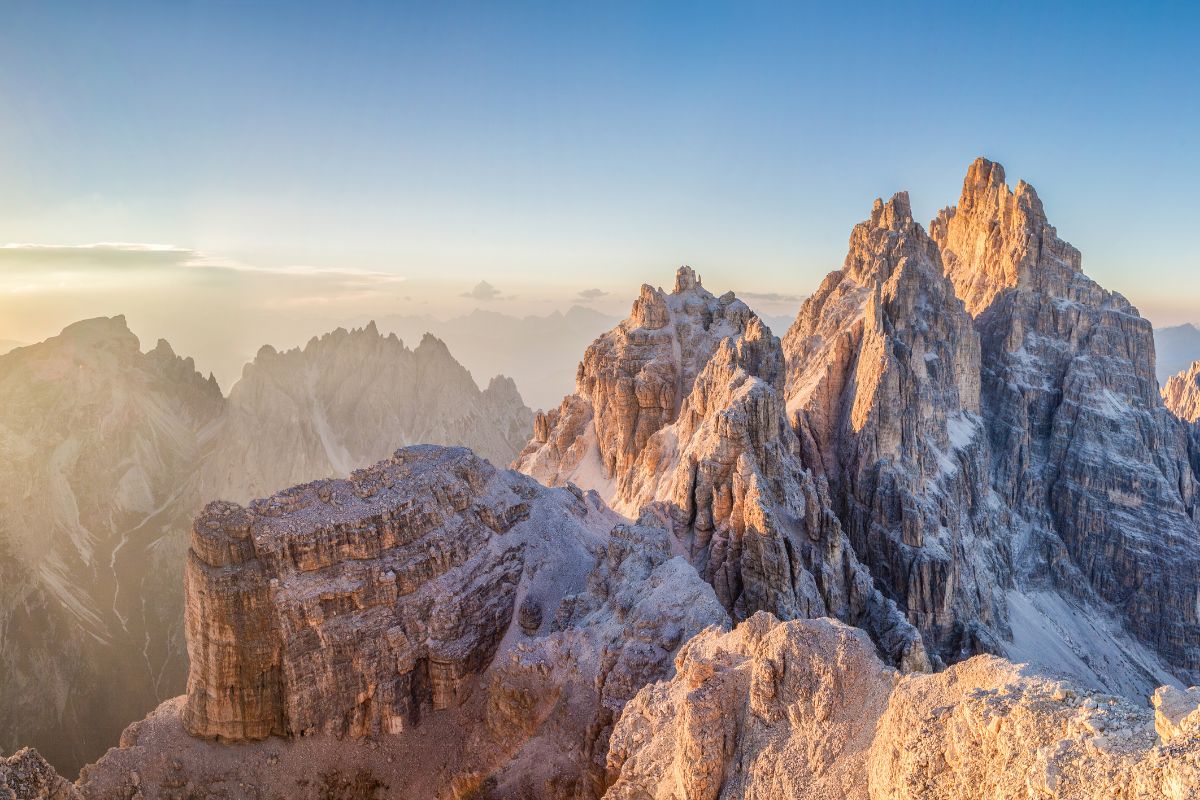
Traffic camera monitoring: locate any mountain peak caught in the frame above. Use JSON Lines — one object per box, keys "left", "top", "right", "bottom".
{"left": 57, "top": 315, "right": 140, "bottom": 352}
{"left": 932, "top": 158, "right": 1076, "bottom": 316}
{"left": 674, "top": 265, "right": 700, "bottom": 293}
{"left": 964, "top": 156, "right": 1006, "bottom": 193}
{"left": 869, "top": 191, "right": 915, "bottom": 232}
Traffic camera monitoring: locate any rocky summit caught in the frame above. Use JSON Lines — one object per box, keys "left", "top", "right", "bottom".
{"left": 5, "top": 159, "right": 1200, "bottom": 800}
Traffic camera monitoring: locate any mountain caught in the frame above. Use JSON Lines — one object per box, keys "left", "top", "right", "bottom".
{"left": 931, "top": 158, "right": 1200, "bottom": 692}
{"left": 199, "top": 323, "right": 532, "bottom": 504}
{"left": 0, "top": 317, "right": 223, "bottom": 774}
{"left": 0, "top": 339, "right": 25, "bottom": 356}
{"left": 0, "top": 319, "right": 532, "bottom": 776}
{"left": 1156, "top": 323, "right": 1200, "bottom": 385}
{"left": 374, "top": 305, "right": 621, "bottom": 410}
{"left": 781, "top": 191, "right": 1010, "bottom": 666}
{"left": 1164, "top": 360, "right": 1200, "bottom": 422}
{"left": 517, "top": 266, "right": 928, "bottom": 669}
{"left": 606, "top": 612, "right": 1200, "bottom": 800}
{"left": 7, "top": 159, "right": 1200, "bottom": 799}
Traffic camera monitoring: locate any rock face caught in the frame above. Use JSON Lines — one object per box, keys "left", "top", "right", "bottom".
{"left": 75, "top": 445, "right": 727, "bottom": 799}
{"left": 781, "top": 193, "right": 1010, "bottom": 666}
{"left": 932, "top": 158, "right": 1200, "bottom": 685}
{"left": 605, "top": 612, "right": 895, "bottom": 800}
{"left": 869, "top": 654, "right": 1200, "bottom": 800}
{"left": 0, "top": 317, "right": 223, "bottom": 775}
{"left": 1163, "top": 360, "right": 1200, "bottom": 422}
{"left": 0, "top": 319, "right": 535, "bottom": 776}
{"left": 517, "top": 267, "right": 758, "bottom": 509}
{"left": 518, "top": 268, "right": 927, "bottom": 669}
{"left": 604, "top": 614, "right": 1200, "bottom": 800}
{"left": 201, "top": 323, "right": 533, "bottom": 503}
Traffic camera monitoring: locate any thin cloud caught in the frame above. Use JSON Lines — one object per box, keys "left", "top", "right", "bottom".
{"left": 740, "top": 290, "right": 804, "bottom": 303}
{"left": 0, "top": 242, "right": 407, "bottom": 284}
{"left": 577, "top": 288, "right": 608, "bottom": 301}
{"left": 461, "top": 280, "right": 504, "bottom": 301}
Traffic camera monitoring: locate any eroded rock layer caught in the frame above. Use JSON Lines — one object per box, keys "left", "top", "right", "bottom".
{"left": 99, "top": 444, "right": 730, "bottom": 799}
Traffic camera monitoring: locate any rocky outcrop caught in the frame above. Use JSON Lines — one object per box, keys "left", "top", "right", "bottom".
{"left": 870, "top": 654, "right": 1200, "bottom": 800}
{"left": 604, "top": 613, "right": 1200, "bottom": 800}
{"left": 71, "top": 445, "right": 727, "bottom": 799}
{"left": 0, "top": 317, "right": 223, "bottom": 775}
{"left": 933, "top": 158, "right": 1200, "bottom": 684}
{"left": 781, "top": 193, "right": 1011, "bottom": 666}
{"left": 605, "top": 612, "right": 894, "bottom": 800}
{"left": 1163, "top": 360, "right": 1200, "bottom": 422}
{"left": 518, "top": 268, "right": 927, "bottom": 669}
{"left": 201, "top": 323, "right": 533, "bottom": 504}
{"left": 517, "top": 267, "right": 758, "bottom": 509}
{"left": 0, "top": 749, "right": 80, "bottom": 800}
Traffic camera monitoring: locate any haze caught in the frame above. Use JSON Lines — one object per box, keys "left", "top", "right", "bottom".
{"left": 1, "top": 2, "right": 1198, "bottom": 389}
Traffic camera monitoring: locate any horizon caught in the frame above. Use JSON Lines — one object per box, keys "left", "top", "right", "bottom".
{"left": 2, "top": 2, "right": 1200, "bottom": 368}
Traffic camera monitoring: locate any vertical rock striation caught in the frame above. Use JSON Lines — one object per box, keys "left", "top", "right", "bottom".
{"left": 933, "top": 157, "right": 1200, "bottom": 684}
{"left": 518, "top": 268, "right": 927, "bottom": 669}
{"left": 781, "top": 193, "right": 1011, "bottom": 666}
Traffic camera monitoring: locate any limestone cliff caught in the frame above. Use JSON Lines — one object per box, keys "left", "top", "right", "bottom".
{"left": 781, "top": 193, "right": 1010, "bottom": 666}
{"left": 933, "top": 158, "right": 1200, "bottom": 686}
{"left": 70, "top": 446, "right": 727, "bottom": 799}
{"left": 517, "top": 268, "right": 927, "bottom": 669}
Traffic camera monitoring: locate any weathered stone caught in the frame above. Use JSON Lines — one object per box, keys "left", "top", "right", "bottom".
{"left": 781, "top": 192, "right": 1011, "bottom": 666}
{"left": 933, "top": 157, "right": 1200, "bottom": 684}
{"left": 518, "top": 267, "right": 928, "bottom": 669}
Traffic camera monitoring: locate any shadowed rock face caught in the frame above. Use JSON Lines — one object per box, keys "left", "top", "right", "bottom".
{"left": 934, "top": 158, "right": 1200, "bottom": 682}
{"left": 781, "top": 193, "right": 1011, "bottom": 666}
{"left": 517, "top": 267, "right": 928, "bottom": 670}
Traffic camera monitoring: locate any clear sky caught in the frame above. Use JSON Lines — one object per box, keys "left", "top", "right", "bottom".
{"left": 1, "top": 1, "right": 1198, "bottom": 375}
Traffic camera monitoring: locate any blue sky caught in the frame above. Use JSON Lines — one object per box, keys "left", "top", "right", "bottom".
{"left": 1, "top": 1, "right": 1198, "bottom": 340}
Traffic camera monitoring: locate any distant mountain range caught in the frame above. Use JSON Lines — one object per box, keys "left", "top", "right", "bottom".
{"left": 0, "top": 318, "right": 531, "bottom": 774}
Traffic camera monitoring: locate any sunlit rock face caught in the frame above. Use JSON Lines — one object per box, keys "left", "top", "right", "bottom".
{"left": 780, "top": 193, "right": 1011, "bottom": 667}
{"left": 1163, "top": 359, "right": 1200, "bottom": 423}
{"left": 74, "top": 445, "right": 728, "bottom": 800}
{"left": 200, "top": 323, "right": 533, "bottom": 504}
{"left": 518, "top": 267, "right": 928, "bottom": 670}
{"left": 604, "top": 613, "right": 1200, "bottom": 800}
{"left": 934, "top": 158, "right": 1200, "bottom": 685}
{"left": 0, "top": 316, "right": 223, "bottom": 776}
